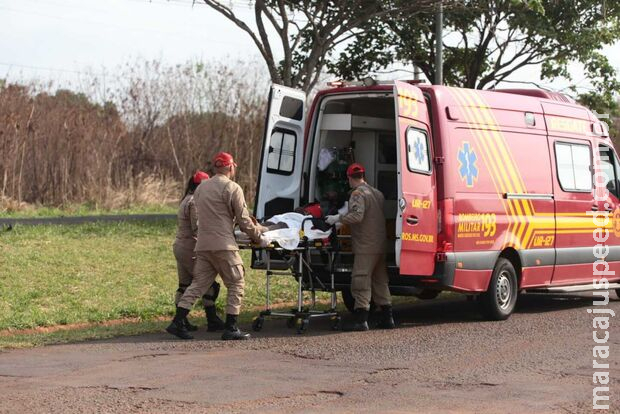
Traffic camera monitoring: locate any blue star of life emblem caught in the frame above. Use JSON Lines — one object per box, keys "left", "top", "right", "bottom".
{"left": 414, "top": 137, "right": 425, "bottom": 164}
{"left": 458, "top": 142, "right": 478, "bottom": 187}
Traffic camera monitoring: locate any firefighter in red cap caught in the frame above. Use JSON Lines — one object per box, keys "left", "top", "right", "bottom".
{"left": 167, "top": 153, "right": 269, "bottom": 340}
{"left": 171, "top": 170, "right": 225, "bottom": 334}
{"left": 326, "top": 163, "right": 395, "bottom": 331}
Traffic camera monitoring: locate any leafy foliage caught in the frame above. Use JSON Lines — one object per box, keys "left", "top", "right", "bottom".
{"left": 203, "top": 0, "right": 443, "bottom": 92}
{"left": 330, "top": 0, "right": 620, "bottom": 107}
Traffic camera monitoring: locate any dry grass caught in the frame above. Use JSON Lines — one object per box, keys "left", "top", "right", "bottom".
{"left": 0, "top": 195, "right": 30, "bottom": 214}
{"left": 0, "top": 175, "right": 181, "bottom": 214}
{"left": 99, "top": 174, "right": 181, "bottom": 210}
{"left": 0, "top": 60, "right": 268, "bottom": 208}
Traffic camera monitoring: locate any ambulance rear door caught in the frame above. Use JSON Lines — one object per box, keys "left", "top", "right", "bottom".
{"left": 254, "top": 84, "right": 306, "bottom": 220}
{"left": 394, "top": 80, "right": 438, "bottom": 275}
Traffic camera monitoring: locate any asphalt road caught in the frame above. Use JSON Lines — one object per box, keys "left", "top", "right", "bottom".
{"left": 1, "top": 292, "right": 619, "bottom": 413}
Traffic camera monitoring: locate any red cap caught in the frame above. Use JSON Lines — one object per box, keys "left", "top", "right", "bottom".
{"left": 193, "top": 170, "right": 210, "bottom": 184}
{"left": 213, "top": 152, "right": 236, "bottom": 168}
{"left": 346, "top": 163, "right": 365, "bottom": 177}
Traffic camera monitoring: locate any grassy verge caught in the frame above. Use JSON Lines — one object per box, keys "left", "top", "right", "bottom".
{"left": 0, "top": 220, "right": 331, "bottom": 349}
{"left": 0, "top": 203, "right": 178, "bottom": 218}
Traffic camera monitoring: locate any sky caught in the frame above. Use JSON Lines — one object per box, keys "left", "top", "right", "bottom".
{"left": 0, "top": 0, "right": 265, "bottom": 85}
{"left": 1, "top": 0, "right": 619, "bottom": 97}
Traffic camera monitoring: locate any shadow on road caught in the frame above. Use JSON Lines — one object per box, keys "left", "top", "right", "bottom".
{"left": 395, "top": 292, "right": 615, "bottom": 327}
{"left": 90, "top": 291, "right": 618, "bottom": 346}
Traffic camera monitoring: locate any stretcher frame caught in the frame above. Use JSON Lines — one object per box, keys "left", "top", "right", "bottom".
{"left": 241, "top": 223, "right": 342, "bottom": 334}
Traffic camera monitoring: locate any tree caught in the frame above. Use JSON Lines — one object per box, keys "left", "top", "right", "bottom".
{"left": 202, "top": 0, "right": 444, "bottom": 93}
{"left": 329, "top": 0, "right": 620, "bottom": 107}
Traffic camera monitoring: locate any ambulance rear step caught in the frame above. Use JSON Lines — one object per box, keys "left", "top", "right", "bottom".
{"left": 527, "top": 283, "right": 620, "bottom": 293}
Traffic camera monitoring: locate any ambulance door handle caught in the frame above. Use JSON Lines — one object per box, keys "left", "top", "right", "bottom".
{"left": 591, "top": 204, "right": 598, "bottom": 211}
{"left": 406, "top": 216, "right": 419, "bottom": 225}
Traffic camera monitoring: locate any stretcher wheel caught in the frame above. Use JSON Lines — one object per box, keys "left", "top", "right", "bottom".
{"left": 286, "top": 317, "right": 296, "bottom": 329}
{"left": 296, "top": 318, "right": 309, "bottom": 334}
{"left": 252, "top": 317, "right": 264, "bottom": 332}
{"left": 331, "top": 316, "right": 341, "bottom": 330}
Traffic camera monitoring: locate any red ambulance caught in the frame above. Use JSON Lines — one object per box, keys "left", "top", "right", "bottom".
{"left": 253, "top": 80, "right": 620, "bottom": 320}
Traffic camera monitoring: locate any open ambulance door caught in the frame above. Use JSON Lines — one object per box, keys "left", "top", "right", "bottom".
{"left": 394, "top": 81, "right": 438, "bottom": 276}
{"left": 254, "top": 84, "right": 306, "bottom": 220}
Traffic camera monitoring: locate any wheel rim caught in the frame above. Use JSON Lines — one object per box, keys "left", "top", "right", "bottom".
{"left": 496, "top": 271, "right": 513, "bottom": 310}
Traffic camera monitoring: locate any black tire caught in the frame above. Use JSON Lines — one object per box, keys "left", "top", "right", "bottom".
{"left": 251, "top": 317, "right": 264, "bottom": 332}
{"left": 331, "top": 315, "right": 341, "bottom": 330}
{"left": 479, "top": 258, "right": 518, "bottom": 320}
{"left": 296, "top": 319, "right": 309, "bottom": 334}
{"left": 616, "top": 289, "right": 620, "bottom": 300}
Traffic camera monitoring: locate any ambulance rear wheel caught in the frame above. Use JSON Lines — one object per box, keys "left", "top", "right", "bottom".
{"left": 480, "top": 258, "right": 518, "bottom": 321}
{"left": 616, "top": 289, "right": 620, "bottom": 300}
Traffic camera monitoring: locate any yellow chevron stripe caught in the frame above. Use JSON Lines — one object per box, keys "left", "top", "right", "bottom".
{"left": 464, "top": 90, "right": 526, "bottom": 194}
{"left": 449, "top": 88, "right": 607, "bottom": 245}
{"left": 451, "top": 89, "right": 517, "bottom": 246}
{"left": 463, "top": 90, "right": 535, "bottom": 247}
{"left": 556, "top": 230, "right": 611, "bottom": 234}
{"left": 457, "top": 89, "right": 525, "bottom": 247}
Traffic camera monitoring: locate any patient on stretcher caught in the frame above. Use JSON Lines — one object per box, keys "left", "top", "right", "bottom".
{"left": 235, "top": 212, "right": 332, "bottom": 250}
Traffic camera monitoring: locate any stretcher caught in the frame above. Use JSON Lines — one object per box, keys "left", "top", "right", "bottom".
{"left": 238, "top": 218, "right": 343, "bottom": 334}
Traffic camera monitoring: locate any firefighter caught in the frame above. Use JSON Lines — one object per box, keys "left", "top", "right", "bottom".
{"left": 326, "top": 163, "right": 395, "bottom": 331}
{"left": 166, "top": 152, "right": 269, "bottom": 340}
{"left": 172, "top": 170, "right": 225, "bottom": 333}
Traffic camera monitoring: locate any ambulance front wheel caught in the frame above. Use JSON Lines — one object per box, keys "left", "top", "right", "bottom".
{"left": 479, "top": 258, "right": 518, "bottom": 321}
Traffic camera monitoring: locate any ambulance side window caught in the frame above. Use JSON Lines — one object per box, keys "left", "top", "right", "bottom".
{"left": 406, "top": 128, "right": 431, "bottom": 174}
{"left": 555, "top": 142, "right": 592, "bottom": 192}
{"left": 267, "top": 129, "right": 296, "bottom": 176}
{"left": 599, "top": 145, "right": 619, "bottom": 199}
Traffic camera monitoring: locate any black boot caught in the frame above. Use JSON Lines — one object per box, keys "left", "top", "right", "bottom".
{"left": 183, "top": 317, "right": 199, "bottom": 332}
{"left": 376, "top": 305, "right": 396, "bottom": 329}
{"left": 166, "top": 307, "right": 194, "bottom": 340}
{"left": 221, "top": 314, "right": 251, "bottom": 340}
{"left": 342, "top": 309, "right": 369, "bottom": 332}
{"left": 205, "top": 306, "right": 225, "bottom": 332}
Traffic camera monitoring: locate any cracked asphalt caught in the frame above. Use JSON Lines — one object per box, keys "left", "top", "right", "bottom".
{"left": 1, "top": 292, "right": 619, "bottom": 413}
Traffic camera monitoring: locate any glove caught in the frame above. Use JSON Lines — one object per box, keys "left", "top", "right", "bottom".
{"left": 258, "top": 236, "right": 270, "bottom": 248}
{"left": 325, "top": 214, "right": 340, "bottom": 226}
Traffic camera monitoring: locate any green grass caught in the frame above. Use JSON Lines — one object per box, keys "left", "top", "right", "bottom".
{"left": 0, "top": 220, "right": 312, "bottom": 348}
{"left": 0, "top": 203, "right": 178, "bottom": 218}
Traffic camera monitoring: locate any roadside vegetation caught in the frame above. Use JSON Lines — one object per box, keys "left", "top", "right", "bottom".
{"left": 0, "top": 203, "right": 178, "bottom": 218}
{"left": 0, "top": 60, "right": 268, "bottom": 211}
{"left": 0, "top": 220, "right": 308, "bottom": 349}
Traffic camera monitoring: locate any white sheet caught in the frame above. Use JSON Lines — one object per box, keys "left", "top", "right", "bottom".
{"left": 264, "top": 212, "right": 332, "bottom": 249}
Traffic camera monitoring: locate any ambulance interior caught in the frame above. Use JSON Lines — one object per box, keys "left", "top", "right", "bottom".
{"left": 308, "top": 94, "right": 398, "bottom": 266}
